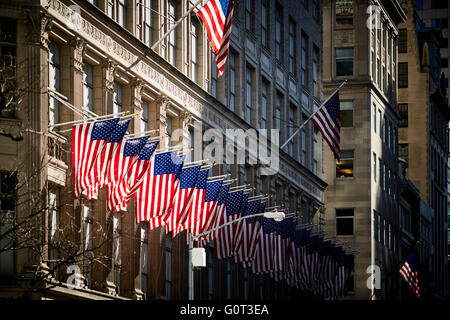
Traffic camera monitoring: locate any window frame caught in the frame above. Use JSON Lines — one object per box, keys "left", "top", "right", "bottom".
{"left": 335, "top": 208, "right": 355, "bottom": 236}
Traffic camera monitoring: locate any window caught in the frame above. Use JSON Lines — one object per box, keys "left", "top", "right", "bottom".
{"left": 164, "top": 234, "right": 172, "bottom": 298}
{"left": 378, "top": 110, "right": 382, "bottom": 137}
{"left": 373, "top": 103, "right": 377, "bottom": 133}
{"left": 373, "top": 152, "right": 377, "bottom": 182}
{"left": 246, "top": 66, "right": 253, "bottom": 124}
{"left": 313, "top": 46, "right": 320, "bottom": 97}
{"left": 211, "top": 54, "right": 218, "bottom": 98}
{"left": 301, "top": 33, "right": 309, "bottom": 86}
{"left": 113, "top": 83, "right": 123, "bottom": 114}
{"left": 113, "top": 213, "right": 122, "bottom": 294}
{"left": 335, "top": 48, "right": 354, "bottom": 76}
{"left": 166, "top": 116, "right": 173, "bottom": 146}
{"left": 275, "top": 4, "right": 283, "bottom": 62}
{"left": 336, "top": 150, "right": 354, "bottom": 178}
{"left": 312, "top": 0, "right": 320, "bottom": 20}
{"left": 388, "top": 121, "right": 392, "bottom": 149}
{"left": 0, "top": 171, "right": 16, "bottom": 275}
{"left": 118, "top": 0, "right": 127, "bottom": 28}
{"left": 143, "top": 0, "right": 153, "bottom": 46}
{"left": 379, "top": 157, "right": 382, "bottom": 188}
{"left": 313, "top": 127, "right": 318, "bottom": 174}
{"left": 0, "top": 20, "right": 16, "bottom": 118}
{"left": 399, "top": 144, "right": 408, "bottom": 163}
{"left": 245, "top": 0, "right": 253, "bottom": 32}
{"left": 191, "top": 20, "right": 199, "bottom": 83}
{"left": 49, "top": 42, "right": 61, "bottom": 126}
{"left": 82, "top": 204, "right": 93, "bottom": 286}
{"left": 261, "top": 0, "right": 268, "bottom": 48}
{"left": 336, "top": 208, "right": 354, "bottom": 236}
{"left": 373, "top": 210, "right": 378, "bottom": 242}
{"left": 399, "top": 29, "right": 407, "bottom": 53}
{"left": 335, "top": 0, "right": 353, "bottom": 26}
{"left": 301, "top": 120, "right": 307, "bottom": 166}
{"left": 275, "top": 94, "right": 282, "bottom": 130}
{"left": 382, "top": 163, "right": 386, "bottom": 191}
{"left": 229, "top": 52, "right": 236, "bottom": 112}
{"left": 83, "top": 64, "right": 94, "bottom": 112}
{"left": 168, "top": 0, "right": 177, "bottom": 66}
{"left": 140, "top": 223, "right": 148, "bottom": 299}
{"left": 141, "top": 101, "right": 149, "bottom": 132}
{"left": 340, "top": 101, "right": 353, "bottom": 127}
{"left": 398, "top": 62, "right": 408, "bottom": 88}
{"left": 288, "top": 19, "right": 296, "bottom": 75}
{"left": 261, "top": 80, "right": 268, "bottom": 130}
{"left": 288, "top": 105, "right": 296, "bottom": 156}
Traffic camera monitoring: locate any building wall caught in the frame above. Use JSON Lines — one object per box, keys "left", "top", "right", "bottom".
{"left": 322, "top": 0, "right": 405, "bottom": 299}
{"left": 0, "top": 0, "right": 328, "bottom": 300}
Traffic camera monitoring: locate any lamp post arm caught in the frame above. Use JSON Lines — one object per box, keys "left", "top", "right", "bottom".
{"left": 192, "top": 212, "right": 266, "bottom": 241}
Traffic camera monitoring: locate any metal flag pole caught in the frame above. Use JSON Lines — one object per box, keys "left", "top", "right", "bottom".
{"left": 151, "top": 0, "right": 204, "bottom": 51}
{"left": 280, "top": 80, "right": 347, "bottom": 149}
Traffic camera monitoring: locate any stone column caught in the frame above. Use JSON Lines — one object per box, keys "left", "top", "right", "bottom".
{"left": 19, "top": 11, "right": 53, "bottom": 282}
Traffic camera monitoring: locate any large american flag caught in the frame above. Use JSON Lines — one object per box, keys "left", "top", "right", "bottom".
{"left": 86, "top": 119, "right": 130, "bottom": 200}
{"left": 231, "top": 192, "right": 249, "bottom": 255}
{"left": 192, "top": 178, "right": 223, "bottom": 239}
{"left": 106, "top": 136, "right": 149, "bottom": 211}
{"left": 234, "top": 199, "right": 261, "bottom": 267}
{"left": 172, "top": 169, "right": 209, "bottom": 237}
{"left": 72, "top": 118, "right": 119, "bottom": 199}
{"left": 399, "top": 250, "right": 420, "bottom": 299}
{"left": 311, "top": 91, "right": 341, "bottom": 160}
{"left": 197, "top": 0, "right": 234, "bottom": 78}
{"left": 135, "top": 150, "right": 179, "bottom": 225}
{"left": 112, "top": 140, "right": 159, "bottom": 212}
{"left": 214, "top": 189, "right": 242, "bottom": 259}
{"left": 198, "top": 183, "right": 230, "bottom": 246}
{"left": 164, "top": 164, "right": 201, "bottom": 234}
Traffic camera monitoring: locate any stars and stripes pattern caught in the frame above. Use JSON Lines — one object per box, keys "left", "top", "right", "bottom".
{"left": 72, "top": 118, "right": 119, "bottom": 198}
{"left": 106, "top": 136, "right": 149, "bottom": 211}
{"left": 86, "top": 119, "right": 130, "bottom": 200}
{"left": 311, "top": 91, "right": 341, "bottom": 160}
{"left": 164, "top": 164, "right": 201, "bottom": 234}
{"left": 135, "top": 150, "right": 179, "bottom": 226}
{"left": 197, "top": 0, "right": 234, "bottom": 78}
{"left": 399, "top": 250, "right": 420, "bottom": 299}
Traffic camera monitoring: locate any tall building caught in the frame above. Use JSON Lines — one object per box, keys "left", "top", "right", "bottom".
{"left": 0, "top": 0, "right": 330, "bottom": 300}
{"left": 322, "top": 0, "right": 406, "bottom": 299}
{"left": 397, "top": 0, "right": 449, "bottom": 299}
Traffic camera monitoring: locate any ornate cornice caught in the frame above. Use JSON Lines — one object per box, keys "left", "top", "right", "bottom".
{"left": 24, "top": 11, "right": 53, "bottom": 49}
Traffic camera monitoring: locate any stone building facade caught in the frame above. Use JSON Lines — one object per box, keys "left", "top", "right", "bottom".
{"left": 322, "top": 0, "right": 406, "bottom": 299}
{"left": 0, "top": 0, "right": 328, "bottom": 300}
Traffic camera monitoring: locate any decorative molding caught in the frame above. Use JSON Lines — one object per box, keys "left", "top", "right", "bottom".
{"left": 131, "top": 78, "right": 144, "bottom": 107}
{"left": 155, "top": 95, "right": 169, "bottom": 125}
{"left": 180, "top": 110, "right": 193, "bottom": 129}
{"left": 102, "top": 59, "right": 117, "bottom": 91}
{"left": 70, "top": 37, "right": 86, "bottom": 72}
{"left": 24, "top": 11, "right": 53, "bottom": 49}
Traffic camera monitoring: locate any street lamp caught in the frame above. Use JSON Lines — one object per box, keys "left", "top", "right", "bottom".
{"left": 187, "top": 210, "right": 285, "bottom": 300}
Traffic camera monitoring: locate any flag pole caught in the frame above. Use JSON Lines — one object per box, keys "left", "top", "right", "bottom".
{"left": 280, "top": 80, "right": 347, "bottom": 149}
{"left": 151, "top": 0, "right": 204, "bottom": 51}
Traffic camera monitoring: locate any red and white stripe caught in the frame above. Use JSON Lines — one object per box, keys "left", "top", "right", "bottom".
{"left": 311, "top": 107, "right": 341, "bottom": 160}
{"left": 215, "top": 3, "right": 233, "bottom": 78}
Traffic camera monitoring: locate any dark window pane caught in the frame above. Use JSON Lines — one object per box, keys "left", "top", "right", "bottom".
{"left": 336, "top": 208, "right": 354, "bottom": 217}
{"left": 398, "top": 29, "right": 407, "bottom": 53}
{"left": 398, "top": 62, "right": 408, "bottom": 88}
{"left": 336, "top": 150, "right": 354, "bottom": 178}
{"left": 336, "top": 217, "right": 354, "bottom": 235}
{"left": 398, "top": 103, "right": 408, "bottom": 127}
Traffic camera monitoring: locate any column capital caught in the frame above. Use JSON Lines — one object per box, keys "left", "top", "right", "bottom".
{"left": 180, "top": 110, "right": 193, "bottom": 129}
{"left": 24, "top": 11, "right": 53, "bottom": 50}
{"left": 70, "top": 37, "right": 86, "bottom": 73}
{"left": 155, "top": 95, "right": 169, "bottom": 125}
{"left": 131, "top": 78, "right": 144, "bottom": 107}
{"left": 102, "top": 59, "right": 117, "bottom": 92}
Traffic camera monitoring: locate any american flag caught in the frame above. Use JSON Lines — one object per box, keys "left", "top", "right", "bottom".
{"left": 234, "top": 199, "right": 261, "bottom": 266}
{"left": 231, "top": 192, "right": 249, "bottom": 255}
{"left": 112, "top": 140, "right": 159, "bottom": 212}
{"left": 311, "top": 91, "right": 341, "bottom": 160}
{"left": 214, "top": 189, "right": 242, "bottom": 259}
{"left": 197, "top": 0, "right": 234, "bottom": 78}
{"left": 172, "top": 169, "right": 209, "bottom": 237}
{"left": 164, "top": 164, "right": 201, "bottom": 234}
{"left": 106, "top": 136, "right": 149, "bottom": 211}
{"left": 86, "top": 119, "right": 130, "bottom": 200}
{"left": 192, "top": 178, "right": 223, "bottom": 238}
{"left": 134, "top": 150, "right": 179, "bottom": 225}
{"left": 198, "top": 183, "right": 230, "bottom": 246}
{"left": 399, "top": 250, "right": 420, "bottom": 299}
{"left": 72, "top": 118, "right": 119, "bottom": 199}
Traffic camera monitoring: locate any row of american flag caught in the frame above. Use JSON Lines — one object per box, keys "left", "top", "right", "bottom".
{"left": 71, "top": 116, "right": 353, "bottom": 299}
